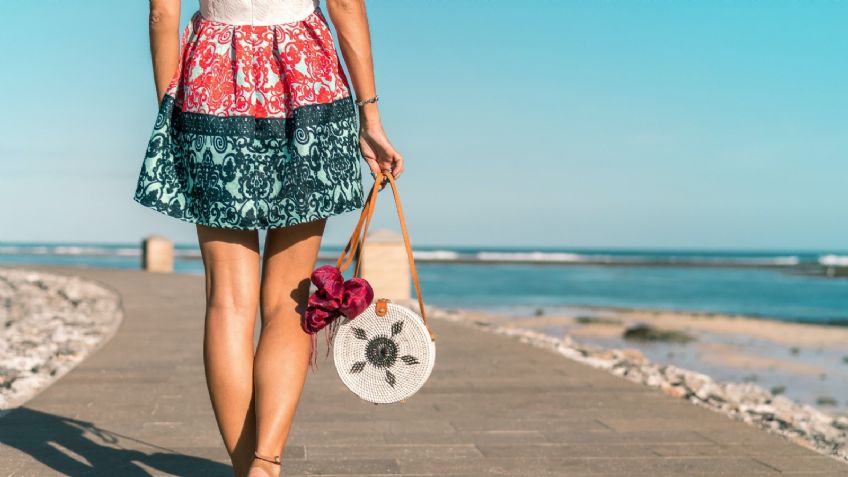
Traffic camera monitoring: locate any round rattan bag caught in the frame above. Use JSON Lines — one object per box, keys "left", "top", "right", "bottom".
{"left": 334, "top": 299, "right": 436, "bottom": 403}
{"left": 330, "top": 172, "right": 437, "bottom": 403}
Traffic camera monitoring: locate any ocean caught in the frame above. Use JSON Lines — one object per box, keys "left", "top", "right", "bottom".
{"left": 2, "top": 242, "right": 848, "bottom": 325}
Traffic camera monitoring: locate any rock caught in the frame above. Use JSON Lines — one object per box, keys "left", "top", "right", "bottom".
{"left": 0, "top": 367, "right": 20, "bottom": 389}
{"left": 694, "top": 381, "right": 719, "bottom": 402}
{"left": 661, "top": 382, "right": 688, "bottom": 398}
{"left": 0, "top": 269, "right": 122, "bottom": 410}
{"left": 623, "top": 324, "right": 695, "bottom": 343}
{"left": 575, "top": 316, "right": 622, "bottom": 325}
{"left": 682, "top": 370, "right": 711, "bottom": 393}
{"left": 620, "top": 348, "right": 647, "bottom": 364}
{"left": 595, "top": 349, "right": 619, "bottom": 361}
{"left": 750, "top": 404, "right": 776, "bottom": 417}
{"left": 816, "top": 396, "right": 838, "bottom": 406}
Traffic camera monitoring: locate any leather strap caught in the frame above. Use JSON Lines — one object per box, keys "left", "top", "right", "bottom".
{"left": 335, "top": 172, "right": 436, "bottom": 341}
{"left": 335, "top": 175, "right": 380, "bottom": 274}
{"left": 253, "top": 451, "right": 281, "bottom": 465}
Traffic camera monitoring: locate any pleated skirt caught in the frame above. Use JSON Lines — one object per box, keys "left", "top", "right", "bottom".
{"left": 133, "top": 6, "right": 364, "bottom": 229}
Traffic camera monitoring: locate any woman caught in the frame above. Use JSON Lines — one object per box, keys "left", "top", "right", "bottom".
{"left": 133, "top": 1, "right": 402, "bottom": 475}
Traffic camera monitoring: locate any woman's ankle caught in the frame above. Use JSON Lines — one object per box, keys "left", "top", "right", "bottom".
{"left": 249, "top": 451, "right": 281, "bottom": 477}
{"left": 249, "top": 461, "right": 278, "bottom": 476}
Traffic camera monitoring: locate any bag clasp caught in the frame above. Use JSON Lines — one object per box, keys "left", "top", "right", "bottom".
{"left": 375, "top": 298, "right": 391, "bottom": 316}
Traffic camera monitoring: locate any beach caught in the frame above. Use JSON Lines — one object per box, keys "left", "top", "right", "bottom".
{"left": 457, "top": 305, "right": 848, "bottom": 416}
{"left": 2, "top": 248, "right": 848, "bottom": 418}
{"left": 433, "top": 304, "right": 848, "bottom": 462}
{"left": 2, "top": 265, "right": 847, "bottom": 476}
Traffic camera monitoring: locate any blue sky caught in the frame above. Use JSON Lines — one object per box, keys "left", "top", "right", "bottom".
{"left": 1, "top": 1, "right": 846, "bottom": 249}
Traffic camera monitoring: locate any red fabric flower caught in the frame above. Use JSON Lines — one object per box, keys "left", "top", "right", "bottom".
{"left": 302, "top": 265, "right": 374, "bottom": 335}
{"left": 340, "top": 277, "right": 373, "bottom": 318}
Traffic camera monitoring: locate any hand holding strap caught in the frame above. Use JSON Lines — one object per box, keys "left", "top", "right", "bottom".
{"left": 335, "top": 172, "right": 436, "bottom": 341}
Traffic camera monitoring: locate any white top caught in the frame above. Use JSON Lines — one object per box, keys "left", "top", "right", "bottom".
{"left": 200, "top": 0, "right": 319, "bottom": 25}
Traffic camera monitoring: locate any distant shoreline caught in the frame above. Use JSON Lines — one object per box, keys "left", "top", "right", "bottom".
{"left": 2, "top": 256, "right": 848, "bottom": 324}
{"left": 503, "top": 302, "right": 848, "bottom": 327}
{"left": 2, "top": 242, "right": 848, "bottom": 276}
{"left": 449, "top": 304, "right": 848, "bottom": 355}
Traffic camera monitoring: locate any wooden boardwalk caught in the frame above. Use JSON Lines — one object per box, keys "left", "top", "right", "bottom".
{"left": 1, "top": 266, "right": 846, "bottom": 476}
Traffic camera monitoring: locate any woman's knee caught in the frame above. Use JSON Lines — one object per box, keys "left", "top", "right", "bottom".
{"left": 196, "top": 225, "right": 261, "bottom": 318}
{"left": 259, "top": 280, "right": 308, "bottom": 320}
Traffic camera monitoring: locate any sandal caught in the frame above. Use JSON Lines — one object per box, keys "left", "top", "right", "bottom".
{"left": 253, "top": 451, "right": 281, "bottom": 465}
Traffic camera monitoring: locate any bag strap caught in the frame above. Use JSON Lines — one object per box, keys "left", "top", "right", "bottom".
{"left": 335, "top": 172, "right": 436, "bottom": 342}
{"left": 335, "top": 176, "right": 380, "bottom": 275}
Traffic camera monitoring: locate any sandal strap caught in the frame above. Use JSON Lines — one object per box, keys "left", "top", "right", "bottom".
{"left": 254, "top": 451, "right": 281, "bottom": 465}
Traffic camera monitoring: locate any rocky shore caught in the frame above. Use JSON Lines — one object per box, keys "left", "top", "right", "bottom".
{"left": 429, "top": 305, "right": 848, "bottom": 464}
{"left": 0, "top": 268, "right": 123, "bottom": 410}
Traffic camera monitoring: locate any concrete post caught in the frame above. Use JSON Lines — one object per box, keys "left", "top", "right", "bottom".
{"left": 360, "top": 229, "right": 411, "bottom": 301}
{"left": 142, "top": 235, "right": 174, "bottom": 273}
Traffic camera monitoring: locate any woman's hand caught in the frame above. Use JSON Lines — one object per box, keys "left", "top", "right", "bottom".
{"left": 324, "top": 0, "right": 403, "bottom": 181}
{"left": 359, "top": 117, "right": 404, "bottom": 181}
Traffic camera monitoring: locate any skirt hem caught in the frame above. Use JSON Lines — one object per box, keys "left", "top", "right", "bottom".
{"left": 132, "top": 193, "right": 365, "bottom": 231}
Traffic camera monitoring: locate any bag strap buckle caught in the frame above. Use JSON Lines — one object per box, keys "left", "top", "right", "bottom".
{"left": 375, "top": 298, "right": 390, "bottom": 317}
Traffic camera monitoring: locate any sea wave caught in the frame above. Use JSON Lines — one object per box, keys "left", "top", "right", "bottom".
{"left": 0, "top": 245, "right": 208, "bottom": 259}
{"left": 819, "top": 255, "right": 848, "bottom": 267}
{"left": 743, "top": 256, "right": 800, "bottom": 266}
{"left": 412, "top": 250, "right": 460, "bottom": 260}
{"left": 0, "top": 245, "right": 142, "bottom": 257}
{"left": 0, "top": 243, "right": 814, "bottom": 268}
{"left": 772, "top": 256, "right": 802, "bottom": 265}
{"left": 476, "top": 252, "right": 585, "bottom": 262}
{"left": 472, "top": 251, "right": 801, "bottom": 266}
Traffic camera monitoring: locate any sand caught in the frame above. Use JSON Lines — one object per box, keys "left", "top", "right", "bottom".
{"left": 491, "top": 308, "right": 848, "bottom": 350}
{"left": 457, "top": 304, "right": 848, "bottom": 415}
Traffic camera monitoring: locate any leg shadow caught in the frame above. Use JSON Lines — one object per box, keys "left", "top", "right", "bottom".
{"left": 0, "top": 407, "right": 232, "bottom": 476}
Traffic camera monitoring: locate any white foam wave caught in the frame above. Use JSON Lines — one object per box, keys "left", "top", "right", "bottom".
{"left": 819, "top": 255, "right": 848, "bottom": 267}
{"left": 0, "top": 245, "right": 143, "bottom": 257}
{"left": 476, "top": 252, "right": 585, "bottom": 263}
{"left": 53, "top": 246, "right": 88, "bottom": 255}
{"left": 412, "top": 250, "right": 460, "bottom": 260}
{"left": 771, "top": 256, "right": 801, "bottom": 266}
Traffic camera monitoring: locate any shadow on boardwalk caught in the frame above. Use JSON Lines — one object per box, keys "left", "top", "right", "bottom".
{"left": 0, "top": 407, "right": 229, "bottom": 476}
{"left": 1, "top": 266, "right": 846, "bottom": 476}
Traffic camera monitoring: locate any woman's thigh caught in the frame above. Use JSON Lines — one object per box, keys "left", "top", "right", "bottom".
{"left": 196, "top": 224, "right": 262, "bottom": 314}
{"left": 260, "top": 219, "right": 327, "bottom": 319}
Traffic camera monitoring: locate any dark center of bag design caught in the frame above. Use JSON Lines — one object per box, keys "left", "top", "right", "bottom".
{"left": 347, "top": 320, "right": 420, "bottom": 387}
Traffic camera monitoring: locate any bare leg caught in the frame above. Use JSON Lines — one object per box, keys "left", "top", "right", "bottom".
{"left": 197, "top": 225, "right": 261, "bottom": 477}
{"left": 248, "top": 218, "right": 327, "bottom": 477}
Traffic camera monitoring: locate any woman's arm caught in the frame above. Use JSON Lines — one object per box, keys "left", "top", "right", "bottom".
{"left": 326, "top": 0, "right": 404, "bottom": 179}
{"left": 149, "top": 0, "right": 182, "bottom": 105}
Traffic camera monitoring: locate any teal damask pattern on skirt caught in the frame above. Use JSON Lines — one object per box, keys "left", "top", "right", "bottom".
{"left": 133, "top": 94, "right": 365, "bottom": 230}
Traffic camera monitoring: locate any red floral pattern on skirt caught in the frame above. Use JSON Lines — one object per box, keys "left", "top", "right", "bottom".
{"left": 165, "top": 7, "right": 351, "bottom": 118}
